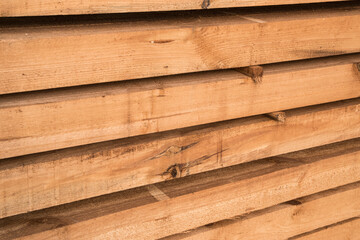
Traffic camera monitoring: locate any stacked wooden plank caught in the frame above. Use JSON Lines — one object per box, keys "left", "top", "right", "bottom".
{"left": 0, "top": 0, "right": 359, "bottom": 239}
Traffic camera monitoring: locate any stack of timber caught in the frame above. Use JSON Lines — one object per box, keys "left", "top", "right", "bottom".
{"left": 0, "top": 0, "right": 359, "bottom": 239}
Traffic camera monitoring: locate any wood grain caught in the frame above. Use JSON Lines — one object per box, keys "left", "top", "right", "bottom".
{"left": 1, "top": 55, "right": 360, "bottom": 159}
{"left": 0, "top": 0, "right": 349, "bottom": 17}
{"left": 1, "top": 99, "right": 359, "bottom": 218}
{"left": 290, "top": 218, "right": 360, "bottom": 240}
{"left": 163, "top": 182, "right": 360, "bottom": 240}
{"left": 1, "top": 3, "right": 360, "bottom": 93}
{"left": 0, "top": 138, "right": 359, "bottom": 239}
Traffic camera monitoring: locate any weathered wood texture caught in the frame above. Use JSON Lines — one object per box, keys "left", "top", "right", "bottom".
{"left": 1, "top": 99, "right": 359, "bottom": 218}
{"left": 1, "top": 3, "right": 360, "bottom": 93}
{"left": 290, "top": 218, "right": 360, "bottom": 240}
{"left": 0, "top": 0, "right": 349, "bottom": 17}
{"left": 1, "top": 55, "right": 360, "bottom": 159}
{"left": 164, "top": 182, "right": 360, "bottom": 240}
{"left": 0, "top": 139, "right": 359, "bottom": 239}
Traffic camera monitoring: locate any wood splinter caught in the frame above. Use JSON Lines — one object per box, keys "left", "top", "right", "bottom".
{"left": 236, "top": 65, "right": 264, "bottom": 83}
{"left": 266, "top": 111, "right": 286, "bottom": 123}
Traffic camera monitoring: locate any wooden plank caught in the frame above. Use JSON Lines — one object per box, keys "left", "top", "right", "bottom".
{"left": 1, "top": 55, "right": 360, "bottom": 159}
{"left": 0, "top": 139, "right": 360, "bottom": 239}
{"left": 290, "top": 218, "right": 360, "bottom": 240}
{"left": 1, "top": 98, "right": 360, "bottom": 218}
{"left": 1, "top": 3, "right": 360, "bottom": 93}
{"left": 0, "top": 0, "right": 349, "bottom": 17}
{"left": 163, "top": 182, "right": 360, "bottom": 240}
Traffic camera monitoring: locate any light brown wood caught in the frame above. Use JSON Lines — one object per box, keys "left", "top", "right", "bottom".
{"left": 1, "top": 99, "right": 359, "bottom": 218}
{"left": 1, "top": 4, "right": 360, "bottom": 93}
{"left": 164, "top": 182, "right": 360, "bottom": 240}
{"left": 1, "top": 55, "right": 360, "bottom": 159}
{"left": 0, "top": 0, "right": 349, "bottom": 17}
{"left": 0, "top": 139, "right": 359, "bottom": 239}
{"left": 290, "top": 218, "right": 360, "bottom": 240}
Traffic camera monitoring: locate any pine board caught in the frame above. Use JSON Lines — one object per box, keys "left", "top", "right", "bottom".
{"left": 0, "top": 0, "right": 349, "bottom": 17}
{"left": 1, "top": 99, "right": 360, "bottom": 218}
{"left": 1, "top": 55, "right": 360, "bottom": 158}
{"left": 290, "top": 218, "right": 360, "bottom": 240}
{"left": 0, "top": 139, "right": 359, "bottom": 239}
{"left": 164, "top": 182, "right": 360, "bottom": 240}
{"left": 1, "top": 3, "right": 360, "bottom": 93}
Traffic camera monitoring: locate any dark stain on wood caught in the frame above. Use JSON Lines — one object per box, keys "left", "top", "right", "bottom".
{"left": 355, "top": 63, "right": 360, "bottom": 79}
{"left": 163, "top": 164, "right": 183, "bottom": 179}
{"left": 152, "top": 39, "right": 174, "bottom": 44}
{"left": 161, "top": 148, "right": 228, "bottom": 179}
{"left": 164, "top": 164, "right": 182, "bottom": 179}
{"left": 201, "top": 0, "right": 210, "bottom": 9}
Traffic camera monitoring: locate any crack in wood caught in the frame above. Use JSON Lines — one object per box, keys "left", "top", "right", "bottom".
{"left": 148, "top": 142, "right": 199, "bottom": 161}
{"left": 151, "top": 40, "right": 174, "bottom": 44}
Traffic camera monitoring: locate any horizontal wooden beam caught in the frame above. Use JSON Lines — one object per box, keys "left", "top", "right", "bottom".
{"left": 1, "top": 98, "right": 359, "bottom": 218}
{"left": 0, "top": 0, "right": 349, "bottom": 17}
{"left": 1, "top": 139, "right": 360, "bottom": 239}
{"left": 1, "top": 3, "right": 360, "bottom": 93}
{"left": 290, "top": 218, "right": 360, "bottom": 240}
{"left": 1, "top": 55, "right": 360, "bottom": 159}
{"left": 164, "top": 182, "right": 360, "bottom": 240}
